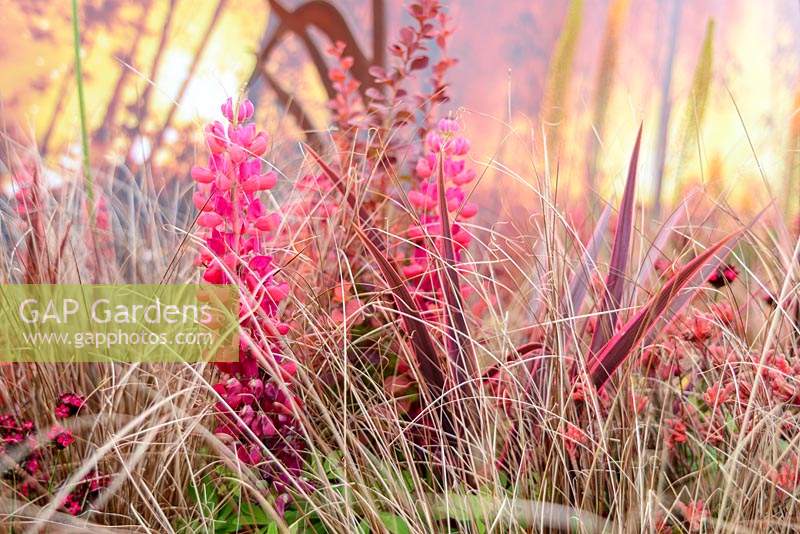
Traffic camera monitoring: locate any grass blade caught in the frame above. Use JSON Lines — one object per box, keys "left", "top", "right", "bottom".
{"left": 71, "top": 0, "right": 95, "bottom": 229}
{"left": 642, "top": 205, "right": 766, "bottom": 345}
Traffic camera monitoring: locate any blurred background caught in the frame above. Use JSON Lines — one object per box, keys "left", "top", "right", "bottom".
{"left": 1, "top": 0, "right": 798, "bottom": 217}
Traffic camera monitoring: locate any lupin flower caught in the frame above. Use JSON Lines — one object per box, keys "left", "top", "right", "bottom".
{"left": 664, "top": 418, "right": 688, "bottom": 449}
{"left": 676, "top": 499, "right": 707, "bottom": 532}
{"left": 402, "top": 117, "right": 478, "bottom": 312}
{"left": 193, "top": 98, "right": 304, "bottom": 508}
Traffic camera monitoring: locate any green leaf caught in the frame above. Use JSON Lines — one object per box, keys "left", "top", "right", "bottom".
{"left": 378, "top": 512, "right": 411, "bottom": 534}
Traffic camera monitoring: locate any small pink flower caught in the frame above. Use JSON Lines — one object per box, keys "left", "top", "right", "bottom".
{"left": 676, "top": 500, "right": 707, "bottom": 532}
{"left": 563, "top": 423, "right": 588, "bottom": 460}
{"left": 197, "top": 212, "right": 223, "bottom": 228}
{"left": 665, "top": 418, "right": 688, "bottom": 449}
{"left": 54, "top": 393, "right": 85, "bottom": 419}
{"left": 708, "top": 263, "right": 738, "bottom": 288}
{"left": 191, "top": 165, "right": 215, "bottom": 184}
{"left": 48, "top": 425, "right": 75, "bottom": 449}
{"left": 254, "top": 213, "right": 281, "bottom": 232}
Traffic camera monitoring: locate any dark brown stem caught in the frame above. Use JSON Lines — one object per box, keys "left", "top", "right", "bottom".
{"left": 372, "top": 0, "right": 386, "bottom": 67}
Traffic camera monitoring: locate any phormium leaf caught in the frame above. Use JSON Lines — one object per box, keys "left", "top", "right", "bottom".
{"left": 351, "top": 225, "right": 449, "bottom": 414}
{"left": 588, "top": 125, "right": 642, "bottom": 358}
{"left": 435, "top": 155, "right": 476, "bottom": 385}
{"left": 589, "top": 230, "right": 741, "bottom": 388}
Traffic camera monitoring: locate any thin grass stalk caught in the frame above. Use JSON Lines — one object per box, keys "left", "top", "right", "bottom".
{"left": 71, "top": 0, "right": 95, "bottom": 229}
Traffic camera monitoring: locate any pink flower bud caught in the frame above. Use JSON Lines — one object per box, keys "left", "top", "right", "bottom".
{"left": 236, "top": 123, "right": 256, "bottom": 146}
{"left": 205, "top": 123, "right": 227, "bottom": 153}
{"left": 258, "top": 172, "right": 277, "bottom": 190}
{"left": 191, "top": 166, "right": 215, "bottom": 184}
{"left": 215, "top": 173, "right": 232, "bottom": 191}
{"left": 238, "top": 99, "right": 254, "bottom": 122}
{"left": 408, "top": 190, "right": 427, "bottom": 208}
{"left": 416, "top": 157, "right": 432, "bottom": 178}
{"left": 241, "top": 176, "right": 261, "bottom": 192}
{"left": 459, "top": 202, "right": 478, "bottom": 219}
{"left": 403, "top": 262, "right": 426, "bottom": 279}
{"left": 249, "top": 132, "right": 268, "bottom": 156}
{"left": 197, "top": 212, "right": 223, "bottom": 228}
{"left": 452, "top": 168, "right": 476, "bottom": 186}
{"left": 444, "top": 158, "right": 464, "bottom": 178}
{"left": 193, "top": 191, "right": 213, "bottom": 211}
{"left": 229, "top": 144, "right": 246, "bottom": 163}
{"left": 437, "top": 118, "right": 459, "bottom": 133}
{"left": 453, "top": 227, "right": 471, "bottom": 247}
{"left": 407, "top": 225, "right": 425, "bottom": 239}
{"left": 451, "top": 136, "right": 470, "bottom": 156}
{"left": 266, "top": 283, "right": 289, "bottom": 303}
{"left": 221, "top": 98, "right": 235, "bottom": 121}
{"left": 425, "top": 130, "right": 443, "bottom": 152}
{"left": 254, "top": 213, "right": 281, "bottom": 232}
{"left": 280, "top": 360, "right": 297, "bottom": 378}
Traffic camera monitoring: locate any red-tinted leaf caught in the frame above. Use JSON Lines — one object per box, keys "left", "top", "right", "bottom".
{"left": 589, "top": 230, "right": 741, "bottom": 388}
{"left": 435, "top": 157, "right": 476, "bottom": 385}
{"left": 410, "top": 56, "right": 430, "bottom": 71}
{"left": 589, "top": 126, "right": 642, "bottom": 356}
{"left": 399, "top": 26, "right": 415, "bottom": 45}
{"left": 642, "top": 204, "right": 765, "bottom": 345}
{"left": 351, "top": 225, "right": 450, "bottom": 413}
{"left": 566, "top": 203, "right": 612, "bottom": 315}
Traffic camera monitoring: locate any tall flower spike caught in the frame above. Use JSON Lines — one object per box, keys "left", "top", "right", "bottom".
{"left": 193, "top": 98, "right": 304, "bottom": 511}
{"left": 402, "top": 117, "right": 478, "bottom": 314}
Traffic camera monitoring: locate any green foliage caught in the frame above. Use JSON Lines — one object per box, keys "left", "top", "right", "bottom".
{"left": 70, "top": 0, "right": 96, "bottom": 229}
